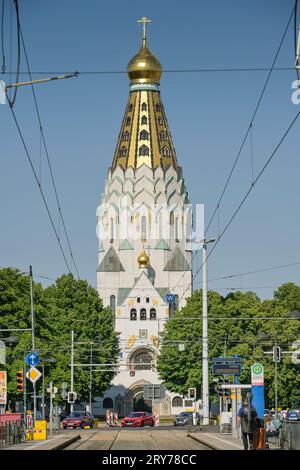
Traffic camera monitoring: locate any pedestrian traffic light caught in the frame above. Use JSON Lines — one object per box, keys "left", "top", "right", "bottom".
{"left": 273, "top": 346, "right": 281, "bottom": 363}
{"left": 188, "top": 388, "right": 196, "bottom": 400}
{"left": 67, "top": 391, "right": 77, "bottom": 404}
{"left": 16, "top": 369, "right": 24, "bottom": 393}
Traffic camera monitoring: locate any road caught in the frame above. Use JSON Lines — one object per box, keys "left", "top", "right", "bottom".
{"left": 63, "top": 429, "right": 210, "bottom": 451}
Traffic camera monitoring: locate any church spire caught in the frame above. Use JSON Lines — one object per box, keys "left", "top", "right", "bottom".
{"left": 111, "top": 19, "right": 179, "bottom": 171}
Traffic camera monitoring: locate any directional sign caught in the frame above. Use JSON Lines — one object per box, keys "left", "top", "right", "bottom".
{"left": 251, "top": 363, "right": 264, "bottom": 385}
{"left": 166, "top": 293, "right": 175, "bottom": 303}
{"left": 61, "top": 382, "right": 68, "bottom": 390}
{"left": 212, "top": 356, "right": 243, "bottom": 364}
{"left": 26, "top": 352, "right": 39, "bottom": 367}
{"left": 26, "top": 366, "right": 42, "bottom": 384}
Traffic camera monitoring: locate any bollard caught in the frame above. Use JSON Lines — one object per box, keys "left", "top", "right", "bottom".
{"left": 155, "top": 411, "right": 159, "bottom": 427}
{"left": 106, "top": 410, "right": 111, "bottom": 427}
{"left": 114, "top": 412, "right": 118, "bottom": 426}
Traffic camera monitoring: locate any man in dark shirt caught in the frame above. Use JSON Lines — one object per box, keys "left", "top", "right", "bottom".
{"left": 237, "top": 398, "right": 258, "bottom": 450}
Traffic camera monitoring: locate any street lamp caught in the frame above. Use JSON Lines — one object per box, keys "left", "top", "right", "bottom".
{"left": 202, "top": 237, "right": 216, "bottom": 426}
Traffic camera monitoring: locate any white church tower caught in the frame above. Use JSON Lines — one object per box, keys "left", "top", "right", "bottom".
{"left": 96, "top": 18, "right": 192, "bottom": 416}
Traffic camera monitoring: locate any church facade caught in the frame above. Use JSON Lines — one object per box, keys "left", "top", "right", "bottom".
{"left": 95, "top": 19, "right": 193, "bottom": 417}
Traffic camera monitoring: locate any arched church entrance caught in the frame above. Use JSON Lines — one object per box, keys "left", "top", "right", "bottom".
{"left": 123, "top": 381, "right": 152, "bottom": 416}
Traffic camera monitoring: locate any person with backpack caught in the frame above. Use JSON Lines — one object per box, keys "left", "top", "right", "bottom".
{"left": 237, "top": 398, "right": 258, "bottom": 450}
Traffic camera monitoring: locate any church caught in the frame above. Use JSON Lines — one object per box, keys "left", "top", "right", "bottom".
{"left": 95, "top": 18, "right": 193, "bottom": 417}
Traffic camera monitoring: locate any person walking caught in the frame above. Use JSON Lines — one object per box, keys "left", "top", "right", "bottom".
{"left": 237, "top": 398, "right": 258, "bottom": 450}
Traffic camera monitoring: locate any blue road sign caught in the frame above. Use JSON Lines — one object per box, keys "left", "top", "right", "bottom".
{"left": 166, "top": 293, "right": 175, "bottom": 303}
{"left": 26, "top": 352, "right": 39, "bottom": 367}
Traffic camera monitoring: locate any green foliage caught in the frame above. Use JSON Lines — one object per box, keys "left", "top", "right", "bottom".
{"left": 157, "top": 283, "right": 300, "bottom": 408}
{"left": 0, "top": 268, "right": 119, "bottom": 406}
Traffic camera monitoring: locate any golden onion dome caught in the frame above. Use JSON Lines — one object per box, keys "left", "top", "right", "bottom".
{"left": 138, "top": 244, "right": 150, "bottom": 268}
{"left": 127, "top": 38, "right": 162, "bottom": 84}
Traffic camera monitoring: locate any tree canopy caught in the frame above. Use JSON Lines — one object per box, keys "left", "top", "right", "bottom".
{"left": 157, "top": 283, "right": 300, "bottom": 408}
{"left": 0, "top": 268, "right": 119, "bottom": 408}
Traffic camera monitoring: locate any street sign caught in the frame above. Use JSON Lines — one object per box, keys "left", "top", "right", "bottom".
{"left": 212, "top": 363, "right": 241, "bottom": 375}
{"left": 166, "top": 293, "right": 175, "bottom": 303}
{"left": 0, "top": 371, "right": 7, "bottom": 405}
{"left": 26, "top": 366, "right": 42, "bottom": 384}
{"left": 26, "top": 352, "right": 39, "bottom": 367}
{"left": 0, "top": 341, "right": 6, "bottom": 365}
{"left": 61, "top": 390, "right": 68, "bottom": 400}
{"left": 251, "top": 363, "right": 264, "bottom": 385}
{"left": 61, "top": 382, "right": 68, "bottom": 390}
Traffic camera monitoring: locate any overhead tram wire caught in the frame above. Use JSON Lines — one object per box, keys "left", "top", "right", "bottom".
{"left": 178, "top": 106, "right": 300, "bottom": 303}
{"left": 17, "top": 16, "right": 80, "bottom": 279}
{"left": 168, "top": 5, "right": 297, "bottom": 297}
{"left": 0, "top": 66, "right": 295, "bottom": 75}
{"left": 7, "top": 103, "right": 72, "bottom": 274}
{"left": 295, "top": 0, "right": 300, "bottom": 81}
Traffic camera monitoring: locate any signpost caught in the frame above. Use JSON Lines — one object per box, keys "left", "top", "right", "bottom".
{"left": 0, "top": 371, "right": 7, "bottom": 408}
{"left": 26, "top": 366, "right": 42, "bottom": 384}
{"left": 251, "top": 363, "right": 264, "bottom": 419}
{"left": 26, "top": 352, "right": 39, "bottom": 367}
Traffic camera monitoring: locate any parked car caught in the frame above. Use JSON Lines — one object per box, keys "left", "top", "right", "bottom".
{"left": 62, "top": 411, "right": 94, "bottom": 429}
{"left": 174, "top": 412, "right": 200, "bottom": 426}
{"left": 286, "top": 409, "right": 300, "bottom": 421}
{"left": 121, "top": 412, "right": 154, "bottom": 427}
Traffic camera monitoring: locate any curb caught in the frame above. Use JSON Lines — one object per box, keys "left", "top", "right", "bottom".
{"left": 51, "top": 434, "right": 81, "bottom": 450}
{"left": 187, "top": 433, "right": 218, "bottom": 450}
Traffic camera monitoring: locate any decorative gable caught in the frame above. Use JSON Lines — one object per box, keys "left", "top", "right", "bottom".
{"left": 98, "top": 246, "right": 125, "bottom": 272}
{"left": 163, "top": 247, "right": 190, "bottom": 272}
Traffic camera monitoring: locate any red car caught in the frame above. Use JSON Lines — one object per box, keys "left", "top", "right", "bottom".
{"left": 62, "top": 411, "right": 94, "bottom": 429}
{"left": 121, "top": 412, "right": 154, "bottom": 427}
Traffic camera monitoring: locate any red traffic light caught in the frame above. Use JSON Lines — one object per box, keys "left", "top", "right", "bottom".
{"left": 16, "top": 369, "right": 24, "bottom": 393}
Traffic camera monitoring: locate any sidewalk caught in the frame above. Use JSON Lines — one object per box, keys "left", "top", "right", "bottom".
{"left": 188, "top": 431, "right": 281, "bottom": 450}
{"left": 3, "top": 432, "right": 81, "bottom": 451}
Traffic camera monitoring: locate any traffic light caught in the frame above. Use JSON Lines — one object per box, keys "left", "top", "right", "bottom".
{"left": 16, "top": 369, "right": 24, "bottom": 393}
{"left": 273, "top": 346, "right": 281, "bottom": 363}
{"left": 188, "top": 388, "right": 196, "bottom": 400}
{"left": 67, "top": 391, "right": 77, "bottom": 404}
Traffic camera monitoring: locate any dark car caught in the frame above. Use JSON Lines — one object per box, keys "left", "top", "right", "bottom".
{"left": 62, "top": 411, "right": 94, "bottom": 429}
{"left": 286, "top": 409, "right": 300, "bottom": 421}
{"left": 121, "top": 412, "right": 154, "bottom": 427}
{"left": 174, "top": 412, "right": 200, "bottom": 426}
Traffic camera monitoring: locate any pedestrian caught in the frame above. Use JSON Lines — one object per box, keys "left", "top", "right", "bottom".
{"left": 237, "top": 398, "right": 258, "bottom": 450}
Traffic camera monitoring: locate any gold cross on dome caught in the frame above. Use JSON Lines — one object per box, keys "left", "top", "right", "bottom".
{"left": 137, "top": 16, "right": 151, "bottom": 42}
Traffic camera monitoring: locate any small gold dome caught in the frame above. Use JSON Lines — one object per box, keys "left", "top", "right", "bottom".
{"left": 138, "top": 244, "right": 150, "bottom": 268}
{"left": 127, "top": 40, "right": 162, "bottom": 85}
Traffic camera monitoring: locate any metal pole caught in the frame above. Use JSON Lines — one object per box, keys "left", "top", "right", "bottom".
{"left": 23, "top": 353, "right": 27, "bottom": 422}
{"left": 275, "top": 336, "right": 278, "bottom": 417}
{"left": 202, "top": 242, "right": 209, "bottom": 425}
{"left": 49, "top": 381, "right": 53, "bottom": 437}
{"left": 42, "top": 363, "right": 45, "bottom": 420}
{"left": 70, "top": 330, "right": 74, "bottom": 413}
{"left": 89, "top": 342, "right": 93, "bottom": 413}
{"left": 29, "top": 266, "right": 36, "bottom": 426}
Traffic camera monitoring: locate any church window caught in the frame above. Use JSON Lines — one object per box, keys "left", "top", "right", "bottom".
{"left": 159, "top": 131, "right": 167, "bottom": 141}
{"left": 120, "top": 146, "right": 127, "bottom": 157}
{"left": 174, "top": 295, "right": 179, "bottom": 311}
{"left": 141, "top": 102, "right": 147, "bottom": 111}
{"left": 140, "top": 308, "right": 147, "bottom": 320}
{"left": 162, "top": 146, "right": 169, "bottom": 157}
{"left": 129, "top": 104, "right": 133, "bottom": 111}
{"left": 103, "top": 397, "right": 113, "bottom": 409}
{"left": 150, "top": 308, "right": 156, "bottom": 320}
{"left": 132, "top": 350, "right": 153, "bottom": 370}
{"left": 140, "top": 130, "right": 149, "bottom": 140}
{"left": 126, "top": 117, "right": 131, "bottom": 125}
{"left": 158, "top": 116, "right": 162, "bottom": 126}
{"left": 175, "top": 216, "right": 179, "bottom": 242}
{"left": 122, "top": 131, "right": 129, "bottom": 141}
{"left": 141, "top": 115, "right": 147, "bottom": 125}
{"left": 172, "top": 396, "right": 183, "bottom": 407}
{"left": 141, "top": 215, "right": 147, "bottom": 242}
{"left": 146, "top": 297, "right": 150, "bottom": 303}
{"left": 137, "top": 297, "right": 141, "bottom": 303}
{"left": 110, "top": 295, "right": 116, "bottom": 317}
{"left": 156, "top": 103, "right": 161, "bottom": 112}
{"left": 139, "top": 144, "right": 149, "bottom": 156}
{"left": 130, "top": 308, "right": 137, "bottom": 320}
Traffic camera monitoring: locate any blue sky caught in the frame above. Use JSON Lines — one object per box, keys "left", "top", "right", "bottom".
{"left": 0, "top": 0, "right": 299, "bottom": 299}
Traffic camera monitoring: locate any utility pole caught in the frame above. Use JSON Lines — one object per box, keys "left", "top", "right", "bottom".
{"left": 202, "top": 238, "right": 215, "bottom": 425}
{"left": 89, "top": 342, "right": 93, "bottom": 413}
{"left": 70, "top": 330, "right": 74, "bottom": 413}
{"left": 49, "top": 381, "right": 53, "bottom": 437}
{"left": 29, "top": 265, "right": 37, "bottom": 426}
{"left": 274, "top": 335, "right": 278, "bottom": 418}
